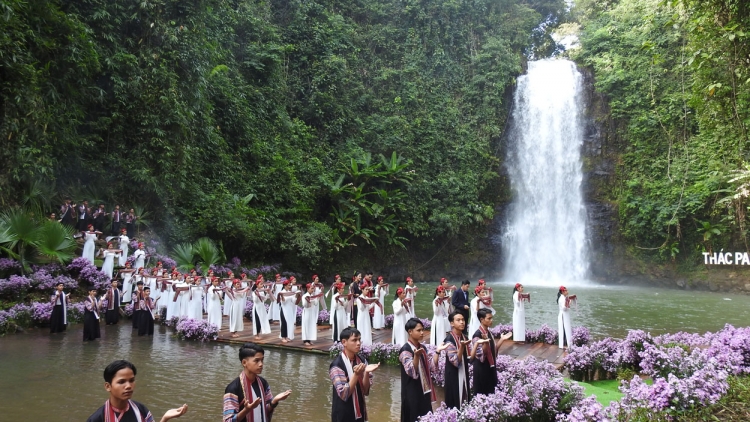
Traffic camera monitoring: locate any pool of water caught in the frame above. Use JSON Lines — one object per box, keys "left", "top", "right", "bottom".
{"left": 2, "top": 282, "right": 749, "bottom": 420}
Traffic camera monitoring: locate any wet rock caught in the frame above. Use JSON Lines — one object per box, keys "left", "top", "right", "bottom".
{"left": 676, "top": 279, "right": 686, "bottom": 288}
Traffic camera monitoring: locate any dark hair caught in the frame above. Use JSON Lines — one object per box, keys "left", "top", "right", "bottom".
{"left": 405, "top": 317, "right": 422, "bottom": 332}
{"left": 365, "top": 271, "right": 373, "bottom": 276}
{"left": 103, "top": 360, "right": 136, "bottom": 383}
{"left": 143, "top": 287, "right": 150, "bottom": 291}
{"left": 448, "top": 311, "right": 463, "bottom": 323}
{"left": 477, "top": 308, "right": 493, "bottom": 320}
{"left": 239, "top": 343, "right": 265, "bottom": 361}
{"left": 339, "top": 327, "right": 361, "bottom": 341}
{"left": 557, "top": 291, "right": 562, "bottom": 302}
{"left": 55, "top": 282, "right": 64, "bottom": 287}
{"left": 461, "top": 280, "right": 471, "bottom": 286}
{"left": 136, "top": 281, "right": 144, "bottom": 286}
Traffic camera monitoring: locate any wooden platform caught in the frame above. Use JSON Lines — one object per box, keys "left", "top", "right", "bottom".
{"left": 213, "top": 318, "right": 566, "bottom": 369}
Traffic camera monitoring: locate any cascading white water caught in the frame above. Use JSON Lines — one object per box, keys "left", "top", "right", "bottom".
{"left": 502, "top": 59, "right": 588, "bottom": 286}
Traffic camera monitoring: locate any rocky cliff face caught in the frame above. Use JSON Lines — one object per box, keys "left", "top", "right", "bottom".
{"left": 577, "top": 65, "right": 750, "bottom": 293}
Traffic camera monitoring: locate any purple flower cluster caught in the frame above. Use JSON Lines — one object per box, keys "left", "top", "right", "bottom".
{"left": 0, "top": 275, "right": 32, "bottom": 296}
{"left": 67, "top": 257, "right": 109, "bottom": 290}
{"left": 29, "top": 301, "right": 53, "bottom": 323}
{"left": 422, "top": 356, "right": 585, "bottom": 421}
{"left": 152, "top": 254, "right": 177, "bottom": 270}
{"left": 239, "top": 264, "right": 282, "bottom": 279}
{"left": 526, "top": 323, "right": 559, "bottom": 344}
{"left": 175, "top": 317, "right": 219, "bottom": 342}
{"left": 559, "top": 325, "right": 750, "bottom": 420}
{"left": 318, "top": 310, "right": 330, "bottom": 325}
{"left": 384, "top": 313, "right": 395, "bottom": 329}
{"left": 129, "top": 240, "right": 139, "bottom": 250}
{"left": 123, "top": 303, "right": 134, "bottom": 318}
{"left": 0, "top": 258, "right": 21, "bottom": 272}
{"left": 67, "top": 302, "right": 87, "bottom": 323}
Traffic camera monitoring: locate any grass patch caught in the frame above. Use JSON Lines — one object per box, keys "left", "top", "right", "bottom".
{"left": 566, "top": 378, "right": 624, "bottom": 406}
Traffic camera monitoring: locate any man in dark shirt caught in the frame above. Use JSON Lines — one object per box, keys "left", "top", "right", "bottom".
{"left": 451, "top": 280, "right": 471, "bottom": 335}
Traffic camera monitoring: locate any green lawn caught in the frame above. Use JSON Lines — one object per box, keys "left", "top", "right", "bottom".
{"left": 566, "top": 379, "right": 623, "bottom": 406}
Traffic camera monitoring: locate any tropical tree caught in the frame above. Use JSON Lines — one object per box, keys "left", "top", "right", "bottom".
{"left": 193, "top": 238, "right": 224, "bottom": 274}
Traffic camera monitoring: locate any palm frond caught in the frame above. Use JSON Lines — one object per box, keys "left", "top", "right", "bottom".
{"left": 193, "top": 237, "right": 222, "bottom": 273}
{"left": 172, "top": 243, "right": 196, "bottom": 271}
{"left": 34, "top": 221, "right": 77, "bottom": 264}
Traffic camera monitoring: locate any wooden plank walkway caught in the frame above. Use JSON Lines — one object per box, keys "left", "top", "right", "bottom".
{"left": 214, "top": 318, "right": 567, "bottom": 369}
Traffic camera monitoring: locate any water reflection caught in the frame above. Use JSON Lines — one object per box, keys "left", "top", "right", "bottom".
{"left": 2, "top": 283, "right": 750, "bottom": 420}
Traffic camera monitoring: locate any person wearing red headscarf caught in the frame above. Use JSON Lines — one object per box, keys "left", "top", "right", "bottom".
{"left": 512, "top": 283, "right": 528, "bottom": 343}
{"left": 81, "top": 224, "right": 100, "bottom": 264}
{"left": 392, "top": 288, "right": 410, "bottom": 346}
{"left": 301, "top": 283, "right": 321, "bottom": 345}
{"left": 229, "top": 279, "right": 251, "bottom": 338}
{"left": 277, "top": 280, "right": 298, "bottom": 343}
{"left": 133, "top": 242, "right": 146, "bottom": 271}
{"left": 331, "top": 282, "right": 349, "bottom": 342}
{"left": 557, "top": 286, "right": 573, "bottom": 349}
{"left": 372, "top": 276, "right": 388, "bottom": 329}
{"left": 431, "top": 286, "right": 451, "bottom": 345}
{"left": 404, "top": 277, "right": 417, "bottom": 319}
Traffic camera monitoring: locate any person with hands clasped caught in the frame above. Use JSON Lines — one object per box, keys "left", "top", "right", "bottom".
{"left": 329, "top": 327, "right": 380, "bottom": 422}
{"left": 470, "top": 308, "right": 513, "bottom": 395}
{"left": 223, "top": 343, "right": 292, "bottom": 422}
{"left": 399, "top": 317, "right": 449, "bottom": 422}
{"left": 443, "top": 311, "right": 472, "bottom": 409}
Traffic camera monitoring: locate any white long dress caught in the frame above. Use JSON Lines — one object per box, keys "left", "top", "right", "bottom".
{"left": 513, "top": 292, "right": 526, "bottom": 342}
{"left": 430, "top": 298, "right": 450, "bottom": 345}
{"left": 301, "top": 292, "right": 318, "bottom": 341}
{"left": 229, "top": 290, "right": 247, "bottom": 332}
{"left": 206, "top": 285, "right": 223, "bottom": 329}
{"left": 328, "top": 285, "right": 337, "bottom": 323}
{"left": 314, "top": 283, "right": 326, "bottom": 311}
{"left": 356, "top": 298, "right": 373, "bottom": 346}
{"left": 101, "top": 250, "right": 117, "bottom": 279}
{"left": 467, "top": 297, "right": 480, "bottom": 336}
{"left": 120, "top": 271, "right": 133, "bottom": 303}
{"left": 188, "top": 285, "right": 204, "bottom": 320}
{"left": 391, "top": 298, "right": 408, "bottom": 346}
{"left": 223, "top": 280, "right": 233, "bottom": 316}
{"left": 278, "top": 293, "right": 296, "bottom": 340}
{"left": 118, "top": 235, "right": 129, "bottom": 266}
{"left": 372, "top": 285, "right": 388, "bottom": 329}
{"left": 82, "top": 232, "right": 97, "bottom": 264}
{"left": 404, "top": 285, "right": 417, "bottom": 318}
{"left": 331, "top": 292, "right": 348, "bottom": 341}
{"left": 270, "top": 282, "right": 283, "bottom": 321}
{"left": 133, "top": 249, "right": 145, "bottom": 270}
{"left": 173, "top": 281, "right": 190, "bottom": 319}
{"left": 252, "top": 290, "right": 271, "bottom": 335}
{"left": 558, "top": 295, "right": 573, "bottom": 348}
{"left": 165, "top": 282, "right": 178, "bottom": 320}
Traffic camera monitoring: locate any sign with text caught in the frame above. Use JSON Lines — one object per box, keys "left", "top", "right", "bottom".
{"left": 703, "top": 252, "right": 750, "bottom": 265}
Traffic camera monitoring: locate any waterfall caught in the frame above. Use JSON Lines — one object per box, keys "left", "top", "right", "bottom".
{"left": 502, "top": 59, "right": 588, "bottom": 286}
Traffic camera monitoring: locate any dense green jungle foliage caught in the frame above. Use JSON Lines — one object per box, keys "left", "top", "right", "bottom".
{"left": 572, "top": 0, "right": 750, "bottom": 265}
{"left": 0, "top": 0, "right": 564, "bottom": 270}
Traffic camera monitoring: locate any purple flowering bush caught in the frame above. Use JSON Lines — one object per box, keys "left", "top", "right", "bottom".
{"left": 384, "top": 313, "right": 394, "bottom": 328}
{"left": 526, "top": 323, "right": 559, "bottom": 344}
{"left": 318, "top": 310, "right": 330, "bottom": 325}
{"left": 123, "top": 303, "right": 134, "bottom": 318}
{"left": 67, "top": 257, "right": 109, "bottom": 290}
{"left": 558, "top": 325, "right": 750, "bottom": 421}
{"left": 175, "top": 317, "right": 219, "bottom": 341}
{"left": 151, "top": 254, "right": 176, "bottom": 270}
{"left": 67, "top": 302, "right": 87, "bottom": 323}
{"left": 421, "top": 356, "right": 585, "bottom": 422}
{"left": 0, "top": 258, "right": 22, "bottom": 273}
{"left": 0, "top": 275, "right": 32, "bottom": 297}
